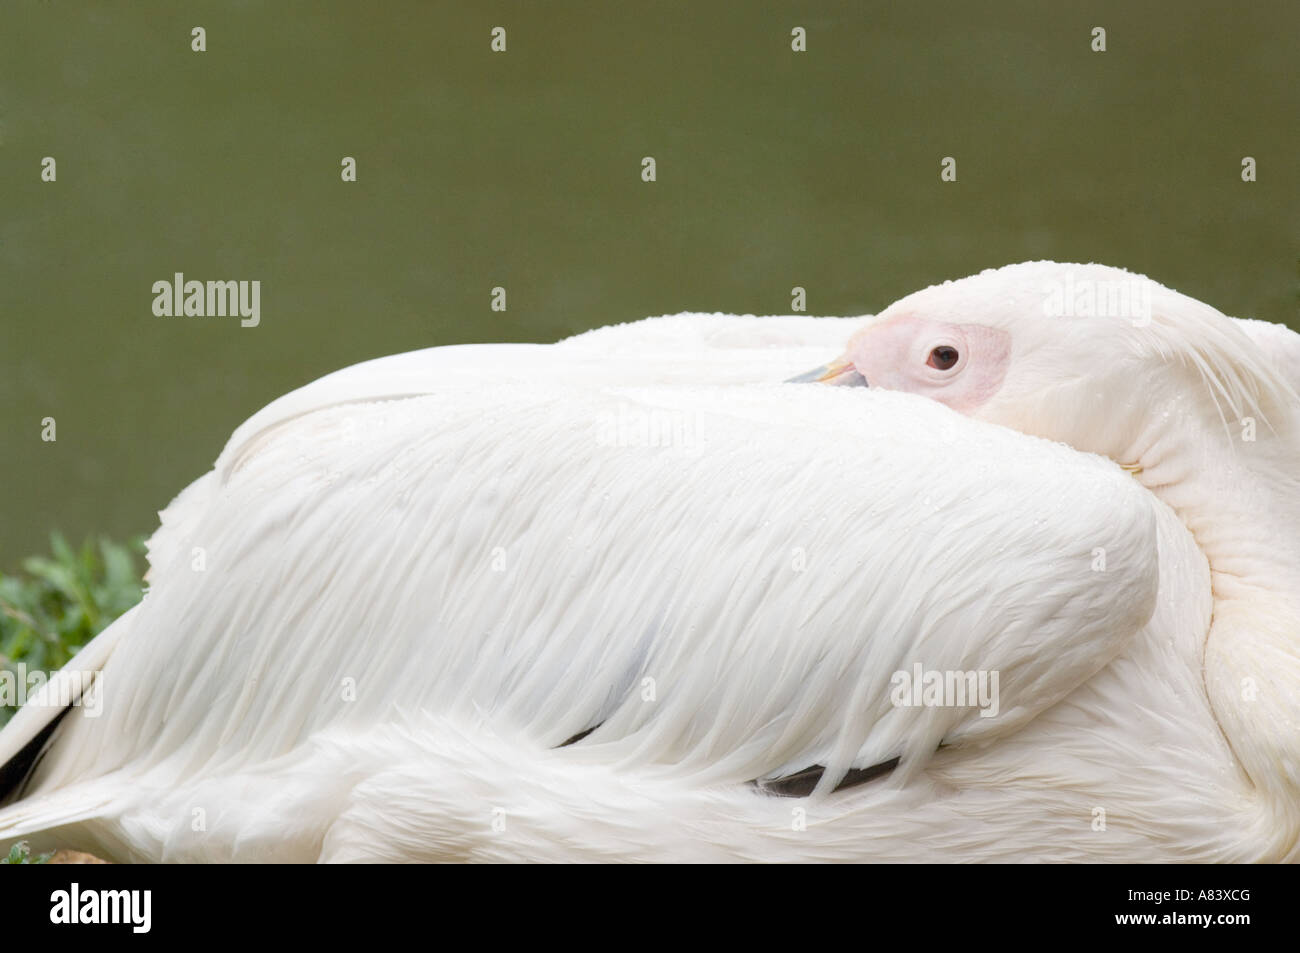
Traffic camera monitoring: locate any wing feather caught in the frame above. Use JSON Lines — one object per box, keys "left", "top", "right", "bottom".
{"left": 26, "top": 380, "right": 1160, "bottom": 804}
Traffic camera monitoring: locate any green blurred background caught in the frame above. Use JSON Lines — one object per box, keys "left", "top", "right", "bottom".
{"left": 1, "top": 0, "right": 1297, "bottom": 568}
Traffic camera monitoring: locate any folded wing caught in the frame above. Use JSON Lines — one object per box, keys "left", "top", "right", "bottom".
{"left": 20, "top": 379, "right": 1160, "bottom": 809}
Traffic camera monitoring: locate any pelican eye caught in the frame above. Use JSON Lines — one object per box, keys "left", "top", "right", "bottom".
{"left": 927, "top": 345, "right": 959, "bottom": 370}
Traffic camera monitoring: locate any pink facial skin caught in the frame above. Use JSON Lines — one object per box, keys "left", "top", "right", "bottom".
{"left": 844, "top": 314, "right": 1012, "bottom": 414}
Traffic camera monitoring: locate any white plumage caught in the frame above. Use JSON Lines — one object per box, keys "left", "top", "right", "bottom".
{"left": 2, "top": 262, "right": 1297, "bottom": 862}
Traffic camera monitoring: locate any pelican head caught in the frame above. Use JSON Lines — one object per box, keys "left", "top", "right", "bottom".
{"left": 800, "top": 261, "right": 1298, "bottom": 466}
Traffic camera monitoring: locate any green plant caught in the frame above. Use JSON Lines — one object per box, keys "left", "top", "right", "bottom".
{"left": 1, "top": 841, "right": 52, "bottom": 864}
{"left": 0, "top": 534, "right": 145, "bottom": 728}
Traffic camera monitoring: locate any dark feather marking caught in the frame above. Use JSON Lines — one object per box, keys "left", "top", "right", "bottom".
{"left": 754, "top": 756, "right": 901, "bottom": 798}
{"left": 557, "top": 722, "right": 603, "bottom": 747}
{"left": 0, "top": 705, "right": 71, "bottom": 805}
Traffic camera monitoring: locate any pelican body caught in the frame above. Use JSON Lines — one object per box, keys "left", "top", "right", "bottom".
{"left": 2, "top": 262, "right": 1297, "bottom": 862}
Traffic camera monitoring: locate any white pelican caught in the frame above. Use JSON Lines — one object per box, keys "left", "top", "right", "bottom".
{"left": 1, "top": 261, "right": 1297, "bottom": 862}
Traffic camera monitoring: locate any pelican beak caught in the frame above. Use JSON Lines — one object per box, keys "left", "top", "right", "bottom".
{"left": 786, "top": 357, "right": 867, "bottom": 387}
